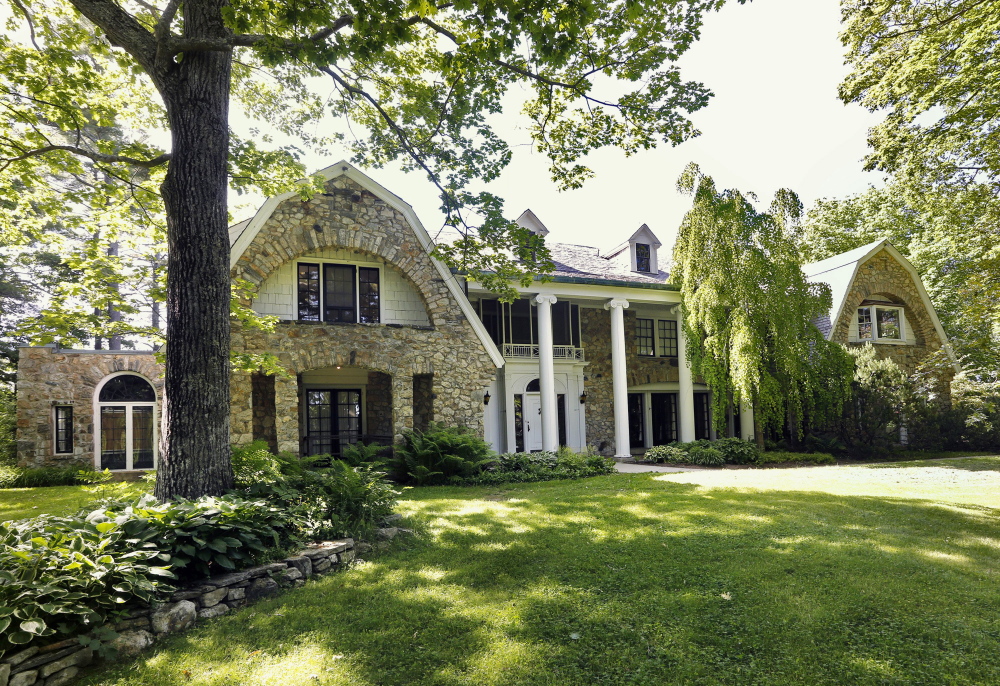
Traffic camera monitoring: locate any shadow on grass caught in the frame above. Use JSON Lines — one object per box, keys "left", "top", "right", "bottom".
{"left": 83, "top": 475, "right": 1000, "bottom": 685}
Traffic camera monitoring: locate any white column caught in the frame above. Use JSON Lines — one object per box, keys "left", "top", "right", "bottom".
{"left": 535, "top": 294, "right": 559, "bottom": 452}
{"left": 677, "top": 317, "right": 696, "bottom": 442}
{"left": 739, "top": 401, "right": 755, "bottom": 442}
{"left": 604, "top": 297, "right": 630, "bottom": 457}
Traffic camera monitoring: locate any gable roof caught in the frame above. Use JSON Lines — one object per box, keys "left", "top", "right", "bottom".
{"left": 803, "top": 239, "right": 959, "bottom": 371}
{"left": 229, "top": 161, "right": 504, "bottom": 369}
{"left": 516, "top": 209, "right": 549, "bottom": 236}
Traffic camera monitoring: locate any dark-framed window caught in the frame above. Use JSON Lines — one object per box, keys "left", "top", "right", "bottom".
{"left": 54, "top": 406, "right": 73, "bottom": 454}
{"left": 297, "top": 262, "right": 380, "bottom": 324}
{"left": 628, "top": 393, "right": 645, "bottom": 448}
{"left": 298, "top": 263, "right": 321, "bottom": 321}
{"left": 658, "top": 320, "right": 678, "bottom": 357}
{"left": 635, "top": 243, "right": 651, "bottom": 272}
{"left": 637, "top": 318, "right": 655, "bottom": 356}
{"left": 359, "top": 267, "right": 380, "bottom": 323}
{"left": 694, "top": 392, "right": 712, "bottom": 440}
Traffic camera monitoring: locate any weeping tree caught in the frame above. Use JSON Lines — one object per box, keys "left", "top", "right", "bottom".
{"left": 672, "top": 164, "right": 853, "bottom": 447}
{"left": 1, "top": 0, "right": 746, "bottom": 498}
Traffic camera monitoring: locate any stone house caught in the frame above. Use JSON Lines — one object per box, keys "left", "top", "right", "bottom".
{"left": 14, "top": 164, "right": 958, "bottom": 473}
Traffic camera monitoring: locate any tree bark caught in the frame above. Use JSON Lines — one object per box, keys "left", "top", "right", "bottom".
{"left": 752, "top": 397, "right": 765, "bottom": 452}
{"left": 153, "top": 0, "right": 234, "bottom": 500}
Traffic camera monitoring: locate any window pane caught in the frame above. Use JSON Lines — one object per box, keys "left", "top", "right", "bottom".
{"left": 694, "top": 393, "right": 711, "bottom": 440}
{"left": 99, "top": 375, "right": 155, "bottom": 402}
{"left": 635, "top": 243, "right": 651, "bottom": 272}
{"left": 513, "top": 395, "right": 524, "bottom": 452}
{"left": 658, "top": 320, "right": 678, "bottom": 357}
{"left": 509, "top": 299, "right": 532, "bottom": 344}
{"left": 297, "top": 263, "right": 321, "bottom": 321}
{"left": 479, "top": 299, "right": 501, "bottom": 344}
{"left": 628, "top": 393, "right": 645, "bottom": 448}
{"left": 132, "top": 406, "right": 154, "bottom": 469}
{"left": 857, "top": 307, "right": 873, "bottom": 340}
{"left": 552, "top": 301, "right": 571, "bottom": 346}
{"left": 636, "top": 318, "right": 655, "bottom": 356}
{"left": 55, "top": 406, "right": 73, "bottom": 454}
{"left": 324, "top": 264, "right": 356, "bottom": 322}
{"left": 651, "top": 393, "right": 677, "bottom": 445}
{"left": 358, "top": 267, "right": 380, "bottom": 323}
{"left": 877, "top": 308, "right": 901, "bottom": 340}
{"left": 100, "top": 406, "right": 127, "bottom": 470}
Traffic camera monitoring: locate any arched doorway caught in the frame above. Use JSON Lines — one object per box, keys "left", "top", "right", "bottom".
{"left": 94, "top": 373, "right": 157, "bottom": 471}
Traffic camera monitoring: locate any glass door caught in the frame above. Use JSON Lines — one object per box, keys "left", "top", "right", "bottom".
{"left": 305, "top": 389, "right": 362, "bottom": 456}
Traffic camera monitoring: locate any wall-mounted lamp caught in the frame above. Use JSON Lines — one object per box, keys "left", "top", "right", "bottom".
{"left": 579, "top": 392, "right": 588, "bottom": 404}
{"left": 483, "top": 391, "right": 491, "bottom": 406}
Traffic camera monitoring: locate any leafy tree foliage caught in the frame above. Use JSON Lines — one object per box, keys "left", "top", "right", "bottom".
{"left": 673, "top": 164, "right": 853, "bottom": 445}
{"left": 800, "top": 182, "right": 1000, "bottom": 375}
{"left": 840, "top": 0, "right": 1000, "bottom": 191}
{"left": 1, "top": 0, "right": 744, "bottom": 498}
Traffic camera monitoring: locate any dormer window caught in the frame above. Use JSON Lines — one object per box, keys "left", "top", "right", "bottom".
{"left": 858, "top": 304, "right": 904, "bottom": 342}
{"left": 635, "top": 244, "right": 651, "bottom": 273}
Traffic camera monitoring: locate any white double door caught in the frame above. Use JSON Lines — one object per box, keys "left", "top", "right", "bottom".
{"left": 523, "top": 393, "right": 544, "bottom": 452}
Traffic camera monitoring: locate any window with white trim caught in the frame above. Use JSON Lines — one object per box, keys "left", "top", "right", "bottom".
{"left": 857, "top": 305, "right": 905, "bottom": 342}
{"left": 634, "top": 317, "right": 679, "bottom": 357}
{"left": 96, "top": 374, "right": 157, "bottom": 471}
{"left": 297, "top": 262, "right": 380, "bottom": 323}
{"left": 635, "top": 243, "right": 651, "bottom": 273}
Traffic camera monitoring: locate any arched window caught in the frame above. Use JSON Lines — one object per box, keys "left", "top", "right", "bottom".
{"left": 95, "top": 373, "right": 157, "bottom": 471}
{"left": 525, "top": 378, "right": 540, "bottom": 392}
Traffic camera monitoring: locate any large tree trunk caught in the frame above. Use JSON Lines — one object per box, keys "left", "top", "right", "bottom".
{"left": 154, "top": 0, "right": 234, "bottom": 500}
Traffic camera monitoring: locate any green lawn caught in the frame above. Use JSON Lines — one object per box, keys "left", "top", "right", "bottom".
{"left": 70, "top": 455, "right": 1000, "bottom": 685}
{"left": 0, "top": 484, "right": 94, "bottom": 521}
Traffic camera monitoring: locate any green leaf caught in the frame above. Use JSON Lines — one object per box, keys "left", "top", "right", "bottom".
{"left": 8, "top": 630, "right": 33, "bottom": 645}
{"left": 20, "top": 618, "right": 47, "bottom": 635}
{"left": 213, "top": 554, "right": 235, "bottom": 570}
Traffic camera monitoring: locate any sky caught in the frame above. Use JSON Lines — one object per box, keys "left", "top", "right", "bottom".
{"left": 249, "top": 0, "right": 889, "bottom": 254}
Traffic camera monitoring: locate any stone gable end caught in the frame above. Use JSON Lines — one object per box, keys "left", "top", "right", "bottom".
{"left": 833, "top": 249, "right": 952, "bottom": 386}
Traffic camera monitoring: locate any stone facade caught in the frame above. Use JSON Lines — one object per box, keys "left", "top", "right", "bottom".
{"left": 228, "top": 174, "right": 495, "bottom": 453}
{"left": 15, "top": 349, "right": 163, "bottom": 469}
{"left": 580, "top": 308, "right": 680, "bottom": 454}
{"left": 832, "top": 249, "right": 954, "bottom": 396}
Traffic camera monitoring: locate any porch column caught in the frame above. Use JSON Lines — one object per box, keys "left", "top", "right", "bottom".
{"left": 391, "top": 373, "right": 414, "bottom": 443}
{"left": 739, "top": 401, "right": 755, "bottom": 442}
{"left": 274, "top": 372, "right": 300, "bottom": 455}
{"left": 535, "top": 293, "right": 559, "bottom": 452}
{"left": 604, "top": 297, "right": 630, "bottom": 458}
{"left": 677, "top": 318, "right": 696, "bottom": 442}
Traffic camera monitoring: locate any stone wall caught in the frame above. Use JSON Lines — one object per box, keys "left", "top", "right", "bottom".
{"left": 365, "top": 371, "right": 393, "bottom": 438}
{"left": 0, "top": 540, "right": 357, "bottom": 686}
{"left": 580, "top": 308, "right": 680, "bottom": 454}
{"left": 15, "top": 348, "right": 163, "bottom": 469}
{"left": 832, "top": 249, "right": 955, "bottom": 397}
{"left": 251, "top": 372, "right": 278, "bottom": 453}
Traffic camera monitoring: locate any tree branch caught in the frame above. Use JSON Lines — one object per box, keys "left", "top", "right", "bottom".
{"left": 66, "top": 0, "right": 158, "bottom": 76}
{"left": 10, "top": 0, "right": 41, "bottom": 51}
{"left": 0, "top": 144, "right": 170, "bottom": 173}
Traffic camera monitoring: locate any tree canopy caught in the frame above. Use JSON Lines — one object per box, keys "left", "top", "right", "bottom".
{"left": 840, "top": 0, "right": 1000, "bottom": 192}
{"left": 1, "top": 0, "right": 744, "bottom": 497}
{"left": 673, "top": 163, "right": 852, "bottom": 445}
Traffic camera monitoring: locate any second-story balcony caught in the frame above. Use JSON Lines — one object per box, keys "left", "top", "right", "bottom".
{"left": 503, "top": 344, "right": 586, "bottom": 361}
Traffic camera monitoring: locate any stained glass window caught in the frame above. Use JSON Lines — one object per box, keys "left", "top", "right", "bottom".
{"left": 635, "top": 243, "right": 651, "bottom": 272}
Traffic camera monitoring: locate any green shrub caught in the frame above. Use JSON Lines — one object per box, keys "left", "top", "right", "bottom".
{"left": 0, "top": 465, "right": 93, "bottom": 489}
{"left": 393, "top": 423, "right": 496, "bottom": 485}
{"left": 644, "top": 444, "right": 689, "bottom": 464}
{"left": 461, "top": 448, "right": 615, "bottom": 486}
{"left": 0, "top": 389, "right": 16, "bottom": 466}
{"left": 339, "top": 441, "right": 390, "bottom": 467}
{"left": 756, "top": 451, "right": 836, "bottom": 465}
{"left": 0, "top": 511, "right": 175, "bottom": 653}
{"left": 231, "top": 440, "right": 283, "bottom": 487}
{"left": 685, "top": 444, "right": 725, "bottom": 466}
{"left": 93, "top": 494, "right": 297, "bottom": 580}
{"left": 712, "top": 437, "right": 760, "bottom": 464}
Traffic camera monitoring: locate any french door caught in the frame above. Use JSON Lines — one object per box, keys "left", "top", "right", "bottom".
{"left": 305, "top": 389, "right": 362, "bottom": 456}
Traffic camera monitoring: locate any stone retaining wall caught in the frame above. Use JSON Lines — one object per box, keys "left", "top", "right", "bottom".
{"left": 0, "top": 539, "right": 356, "bottom": 686}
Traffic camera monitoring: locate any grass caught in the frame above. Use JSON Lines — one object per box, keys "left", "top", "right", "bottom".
{"left": 69, "top": 455, "right": 1000, "bottom": 685}
{"left": 0, "top": 481, "right": 149, "bottom": 521}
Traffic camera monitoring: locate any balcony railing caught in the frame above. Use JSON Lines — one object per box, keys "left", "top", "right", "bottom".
{"left": 503, "top": 344, "right": 585, "bottom": 361}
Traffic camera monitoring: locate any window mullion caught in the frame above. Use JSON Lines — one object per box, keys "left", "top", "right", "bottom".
{"left": 125, "top": 403, "right": 133, "bottom": 471}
